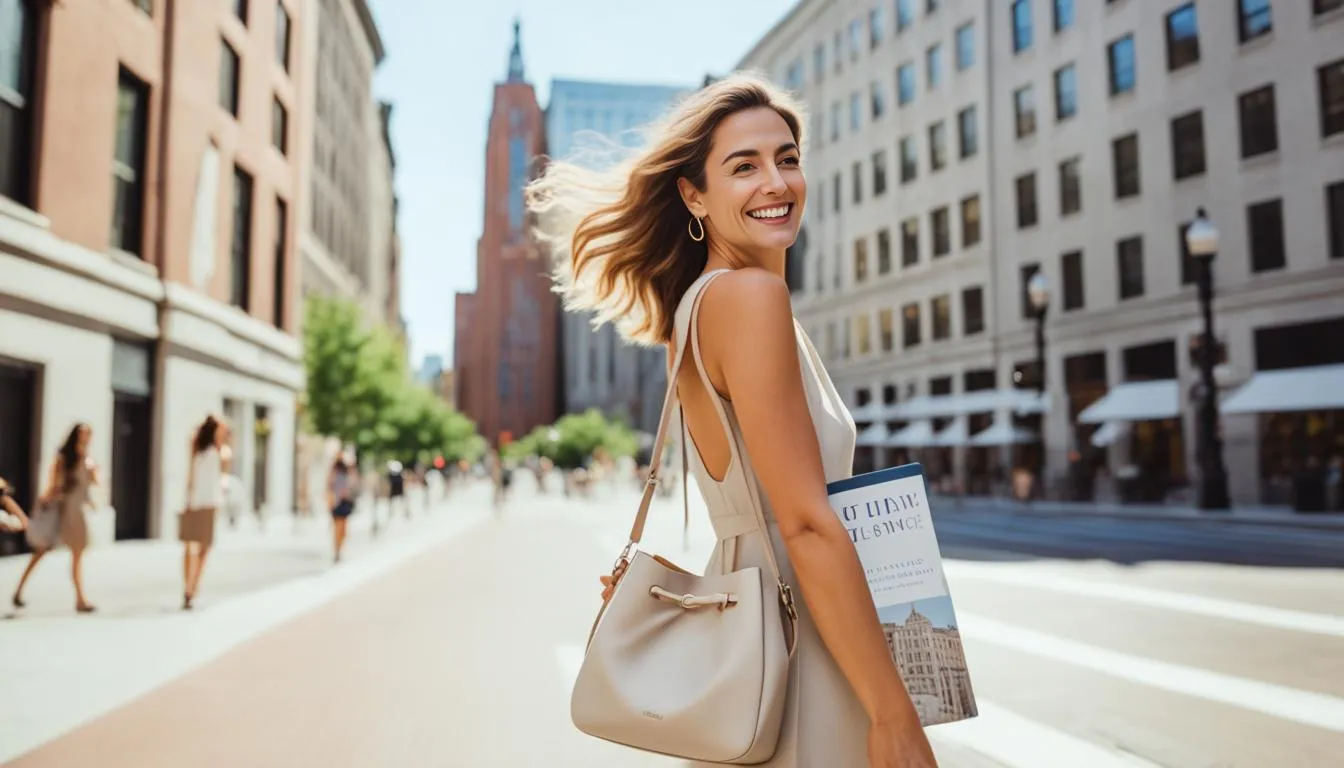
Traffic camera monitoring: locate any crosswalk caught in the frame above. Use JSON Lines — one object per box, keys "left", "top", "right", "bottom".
{"left": 571, "top": 487, "right": 1344, "bottom": 767}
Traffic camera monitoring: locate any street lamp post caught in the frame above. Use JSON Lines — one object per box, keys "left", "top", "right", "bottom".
{"left": 1185, "top": 208, "right": 1232, "bottom": 510}
{"left": 1027, "top": 272, "right": 1051, "bottom": 498}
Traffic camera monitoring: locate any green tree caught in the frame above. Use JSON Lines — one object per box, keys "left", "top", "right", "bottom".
{"left": 505, "top": 409, "right": 640, "bottom": 469}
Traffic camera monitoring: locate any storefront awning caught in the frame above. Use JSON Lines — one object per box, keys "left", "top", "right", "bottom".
{"left": 848, "top": 402, "right": 888, "bottom": 423}
{"left": 967, "top": 420, "right": 1037, "bottom": 447}
{"left": 885, "top": 420, "right": 936, "bottom": 448}
{"left": 1220, "top": 364, "right": 1344, "bottom": 414}
{"left": 1077, "top": 380, "right": 1181, "bottom": 424}
{"left": 1089, "top": 421, "right": 1129, "bottom": 448}
{"left": 855, "top": 423, "right": 890, "bottom": 447}
{"left": 890, "top": 395, "right": 961, "bottom": 420}
{"left": 932, "top": 417, "right": 968, "bottom": 447}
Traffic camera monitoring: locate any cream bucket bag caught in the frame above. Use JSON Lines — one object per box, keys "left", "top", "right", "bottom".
{"left": 571, "top": 279, "right": 798, "bottom": 764}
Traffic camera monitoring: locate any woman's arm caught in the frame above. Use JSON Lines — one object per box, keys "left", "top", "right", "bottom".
{"left": 699, "top": 270, "right": 932, "bottom": 746}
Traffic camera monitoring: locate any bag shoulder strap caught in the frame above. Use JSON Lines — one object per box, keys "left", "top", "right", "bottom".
{"left": 617, "top": 270, "right": 793, "bottom": 599}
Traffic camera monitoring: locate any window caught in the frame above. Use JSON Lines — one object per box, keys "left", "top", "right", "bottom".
{"left": 850, "top": 19, "right": 863, "bottom": 59}
{"left": 877, "top": 228, "right": 892, "bottom": 274}
{"left": 834, "top": 31, "right": 843, "bottom": 73}
{"left": 926, "top": 44, "right": 942, "bottom": 89}
{"left": 1059, "top": 157, "right": 1082, "bottom": 215}
{"left": 1178, "top": 221, "right": 1196, "bottom": 284}
{"left": 814, "top": 44, "right": 825, "bottom": 82}
{"left": 1054, "top": 64, "right": 1077, "bottom": 120}
{"left": 1238, "top": 0, "right": 1272, "bottom": 43}
{"left": 830, "top": 102, "right": 840, "bottom": 142}
{"left": 926, "top": 0, "right": 939, "bottom": 13}
{"left": 1247, "top": 198, "right": 1286, "bottom": 273}
{"left": 1019, "top": 263, "right": 1041, "bottom": 319}
{"left": 854, "top": 238, "right": 869, "bottom": 283}
{"left": 1112, "top": 133, "right": 1140, "bottom": 199}
{"left": 233, "top": 0, "right": 248, "bottom": 24}
{"left": 1318, "top": 0, "right": 1344, "bottom": 14}
{"left": 1061, "top": 251, "right": 1084, "bottom": 311}
{"left": 816, "top": 185, "right": 824, "bottom": 221}
{"left": 961, "top": 194, "right": 981, "bottom": 247}
{"left": 850, "top": 92, "right": 862, "bottom": 132}
{"left": 1328, "top": 182, "right": 1344, "bottom": 260}
{"left": 961, "top": 287, "right": 985, "bottom": 336}
{"left": 931, "top": 207, "right": 950, "bottom": 257}
{"left": 879, "top": 309, "right": 895, "bottom": 352}
{"left": 902, "top": 303, "right": 921, "bottom": 348}
{"left": 898, "top": 62, "right": 916, "bottom": 106}
{"left": 220, "top": 39, "right": 240, "bottom": 116}
{"left": 276, "top": 3, "right": 291, "bottom": 71}
{"left": 873, "top": 150, "right": 888, "bottom": 196}
{"left": 1015, "top": 173, "right": 1037, "bottom": 228}
{"left": 958, "top": 106, "right": 977, "bottom": 158}
{"left": 1012, "top": 0, "right": 1033, "bottom": 53}
{"left": 1170, "top": 110, "right": 1205, "bottom": 179}
{"left": 901, "top": 217, "right": 919, "bottom": 267}
{"left": 111, "top": 69, "right": 149, "bottom": 256}
{"left": 833, "top": 173, "right": 841, "bottom": 213}
{"left": 928, "top": 121, "right": 947, "bottom": 171}
{"left": 231, "top": 166, "right": 254, "bottom": 310}
{"left": 1116, "top": 237, "right": 1145, "bottom": 300}
{"left": 1108, "top": 35, "right": 1135, "bottom": 95}
{"left": 871, "top": 81, "right": 886, "bottom": 119}
{"left": 1320, "top": 59, "right": 1344, "bottom": 138}
{"left": 812, "top": 113, "right": 823, "bottom": 151}
{"left": 852, "top": 161, "right": 863, "bottom": 203}
{"left": 932, "top": 295, "right": 951, "bottom": 340}
{"left": 897, "top": 0, "right": 914, "bottom": 31}
{"left": 1165, "top": 4, "right": 1200, "bottom": 71}
{"left": 508, "top": 135, "right": 527, "bottom": 230}
{"left": 2, "top": 0, "right": 39, "bottom": 205}
{"left": 857, "top": 315, "right": 872, "bottom": 356}
{"left": 273, "top": 197, "right": 288, "bottom": 327}
{"left": 1054, "top": 0, "right": 1074, "bottom": 32}
{"left": 870, "top": 7, "right": 884, "bottom": 47}
{"left": 900, "top": 136, "right": 917, "bottom": 183}
{"left": 843, "top": 318, "right": 852, "bottom": 358}
{"left": 272, "top": 97, "right": 288, "bottom": 154}
{"left": 955, "top": 23, "right": 974, "bottom": 71}
{"left": 1014, "top": 85, "right": 1035, "bottom": 139}
{"left": 1238, "top": 85, "right": 1278, "bottom": 158}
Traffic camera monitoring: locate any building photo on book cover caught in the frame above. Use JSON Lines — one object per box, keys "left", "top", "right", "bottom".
{"left": 826, "top": 462, "right": 978, "bottom": 727}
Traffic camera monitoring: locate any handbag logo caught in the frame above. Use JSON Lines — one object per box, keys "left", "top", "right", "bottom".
{"left": 641, "top": 710, "right": 663, "bottom": 721}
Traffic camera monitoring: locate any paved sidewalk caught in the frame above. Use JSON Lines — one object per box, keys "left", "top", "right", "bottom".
{"left": 934, "top": 494, "right": 1344, "bottom": 529}
{"left": 0, "top": 482, "right": 493, "bottom": 763}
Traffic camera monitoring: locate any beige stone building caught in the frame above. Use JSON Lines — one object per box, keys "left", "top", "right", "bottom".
{"left": 883, "top": 607, "right": 976, "bottom": 724}
{"left": 0, "top": 0, "right": 309, "bottom": 548}
{"left": 739, "top": 0, "right": 1344, "bottom": 505}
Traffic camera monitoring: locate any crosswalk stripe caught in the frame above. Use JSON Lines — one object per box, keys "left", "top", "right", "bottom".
{"left": 959, "top": 611, "right": 1344, "bottom": 733}
{"left": 948, "top": 562, "right": 1344, "bottom": 638}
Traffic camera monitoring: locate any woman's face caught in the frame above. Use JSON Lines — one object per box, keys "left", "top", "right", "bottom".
{"left": 215, "top": 422, "right": 231, "bottom": 446}
{"left": 685, "top": 107, "right": 806, "bottom": 257}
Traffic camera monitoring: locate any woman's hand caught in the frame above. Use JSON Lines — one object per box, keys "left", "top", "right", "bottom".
{"left": 867, "top": 718, "right": 940, "bottom": 768}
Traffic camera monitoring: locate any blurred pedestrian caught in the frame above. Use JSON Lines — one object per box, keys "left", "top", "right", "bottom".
{"left": 11, "top": 423, "right": 100, "bottom": 613}
{"left": 387, "top": 460, "right": 407, "bottom": 520}
{"left": 180, "top": 414, "right": 230, "bottom": 610}
{"left": 327, "top": 454, "right": 355, "bottom": 563}
{"left": 0, "top": 476, "right": 29, "bottom": 534}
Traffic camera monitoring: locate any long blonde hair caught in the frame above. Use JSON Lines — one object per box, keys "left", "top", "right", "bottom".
{"left": 526, "top": 73, "right": 806, "bottom": 346}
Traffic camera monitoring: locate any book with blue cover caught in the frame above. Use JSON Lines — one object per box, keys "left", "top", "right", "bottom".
{"left": 826, "top": 462, "right": 978, "bottom": 726}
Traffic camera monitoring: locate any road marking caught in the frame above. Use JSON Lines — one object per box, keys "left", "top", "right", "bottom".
{"left": 558, "top": 644, "right": 1157, "bottom": 767}
{"left": 959, "top": 611, "right": 1344, "bottom": 734}
{"left": 948, "top": 563, "right": 1344, "bottom": 638}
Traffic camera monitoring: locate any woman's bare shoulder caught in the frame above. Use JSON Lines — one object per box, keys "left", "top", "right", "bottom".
{"left": 699, "top": 268, "right": 793, "bottom": 331}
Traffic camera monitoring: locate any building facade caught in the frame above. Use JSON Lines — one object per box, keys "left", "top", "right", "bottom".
{"left": 547, "top": 79, "right": 690, "bottom": 435}
{"left": 0, "top": 0, "right": 309, "bottom": 550}
{"left": 453, "top": 23, "right": 561, "bottom": 447}
{"left": 739, "top": 0, "right": 1344, "bottom": 505}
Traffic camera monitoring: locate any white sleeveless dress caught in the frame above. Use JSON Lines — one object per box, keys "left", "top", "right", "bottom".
{"left": 673, "top": 270, "right": 871, "bottom": 767}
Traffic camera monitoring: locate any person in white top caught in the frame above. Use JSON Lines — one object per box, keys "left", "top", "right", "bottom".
{"left": 180, "top": 414, "right": 231, "bottom": 610}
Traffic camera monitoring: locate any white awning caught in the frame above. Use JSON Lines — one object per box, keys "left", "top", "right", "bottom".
{"left": 932, "top": 418, "right": 968, "bottom": 447}
{"left": 885, "top": 420, "right": 936, "bottom": 448}
{"left": 891, "top": 395, "right": 962, "bottom": 419}
{"left": 848, "top": 402, "right": 888, "bottom": 423}
{"left": 1090, "top": 421, "right": 1129, "bottom": 448}
{"left": 1078, "top": 380, "right": 1181, "bottom": 424}
{"left": 968, "top": 420, "right": 1037, "bottom": 446}
{"left": 1221, "top": 364, "right": 1344, "bottom": 414}
{"left": 855, "top": 423, "right": 890, "bottom": 447}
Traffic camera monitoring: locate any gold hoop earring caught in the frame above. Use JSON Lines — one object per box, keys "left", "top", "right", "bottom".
{"left": 688, "top": 216, "right": 706, "bottom": 242}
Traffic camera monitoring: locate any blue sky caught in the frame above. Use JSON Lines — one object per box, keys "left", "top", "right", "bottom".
{"left": 878, "top": 595, "right": 960, "bottom": 629}
{"left": 368, "top": 1, "right": 798, "bottom": 368}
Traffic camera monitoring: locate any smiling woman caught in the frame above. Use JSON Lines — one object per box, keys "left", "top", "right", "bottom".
{"left": 527, "top": 74, "right": 935, "bottom": 768}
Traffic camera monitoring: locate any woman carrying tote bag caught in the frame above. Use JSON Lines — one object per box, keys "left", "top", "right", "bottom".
{"left": 181, "top": 415, "right": 231, "bottom": 610}
{"left": 529, "top": 74, "right": 937, "bottom": 767}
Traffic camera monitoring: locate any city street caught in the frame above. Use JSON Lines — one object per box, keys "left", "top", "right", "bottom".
{"left": 3, "top": 476, "right": 1342, "bottom": 767}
